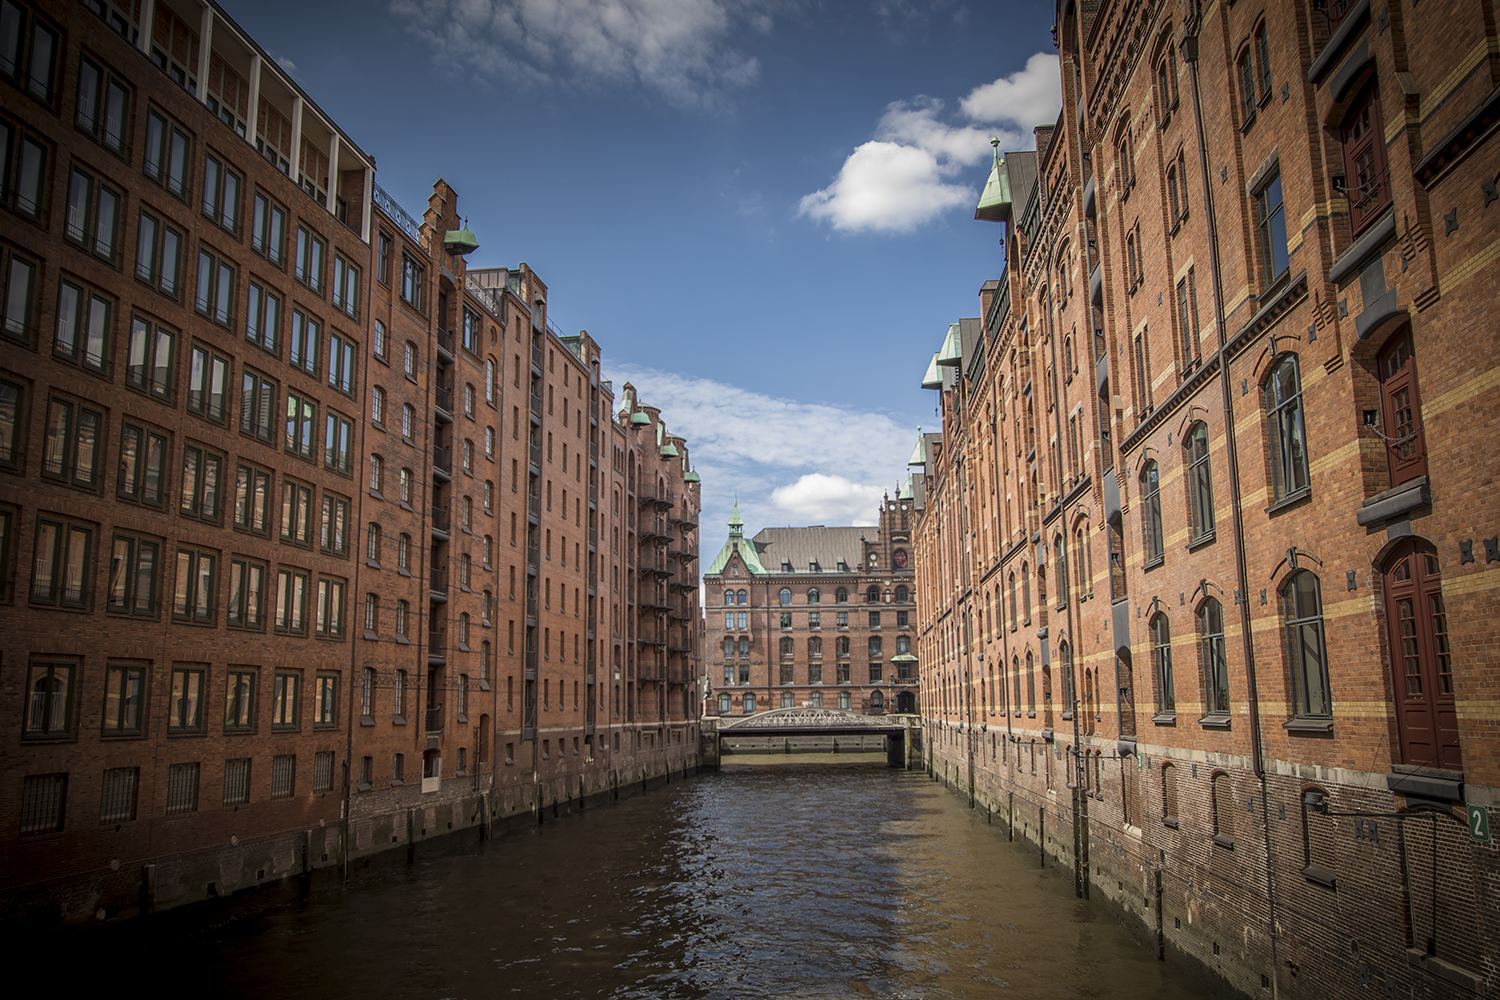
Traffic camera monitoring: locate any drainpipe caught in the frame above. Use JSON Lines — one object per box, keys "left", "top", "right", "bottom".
{"left": 1184, "top": 24, "right": 1280, "bottom": 998}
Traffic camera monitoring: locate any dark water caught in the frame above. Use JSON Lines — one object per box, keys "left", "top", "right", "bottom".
{"left": 57, "top": 767, "right": 1208, "bottom": 999}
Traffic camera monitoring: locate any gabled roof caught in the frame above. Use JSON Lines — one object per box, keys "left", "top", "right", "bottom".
{"left": 751, "top": 526, "right": 867, "bottom": 574}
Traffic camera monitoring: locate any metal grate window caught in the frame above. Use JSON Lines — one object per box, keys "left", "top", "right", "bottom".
{"left": 270, "top": 754, "right": 296, "bottom": 799}
{"left": 223, "top": 757, "right": 251, "bottom": 805}
{"left": 313, "top": 751, "right": 334, "bottom": 794}
{"left": 98, "top": 767, "right": 138, "bottom": 824}
{"left": 20, "top": 773, "right": 67, "bottom": 835}
{"left": 165, "top": 762, "right": 199, "bottom": 815}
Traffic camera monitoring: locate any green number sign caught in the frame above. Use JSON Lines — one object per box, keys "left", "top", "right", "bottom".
{"left": 1470, "top": 805, "right": 1491, "bottom": 843}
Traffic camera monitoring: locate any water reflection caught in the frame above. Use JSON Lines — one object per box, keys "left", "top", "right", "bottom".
{"left": 52, "top": 766, "right": 1206, "bottom": 999}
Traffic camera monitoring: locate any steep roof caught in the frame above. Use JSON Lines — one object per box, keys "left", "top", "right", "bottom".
{"left": 750, "top": 526, "right": 867, "bottom": 573}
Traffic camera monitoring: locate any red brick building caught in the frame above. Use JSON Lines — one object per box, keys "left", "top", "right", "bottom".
{"left": 916, "top": 2, "right": 1499, "bottom": 997}
{"left": 0, "top": 0, "right": 701, "bottom": 926}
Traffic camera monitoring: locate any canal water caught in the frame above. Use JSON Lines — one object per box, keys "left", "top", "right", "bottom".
{"left": 55, "top": 765, "right": 1209, "bottom": 999}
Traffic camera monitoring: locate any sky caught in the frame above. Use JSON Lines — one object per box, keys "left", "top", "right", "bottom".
{"left": 228, "top": 0, "right": 1061, "bottom": 558}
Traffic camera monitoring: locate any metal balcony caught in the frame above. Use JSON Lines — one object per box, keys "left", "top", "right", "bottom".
{"left": 432, "top": 505, "right": 451, "bottom": 535}
{"left": 436, "top": 327, "right": 454, "bottom": 359}
{"left": 433, "top": 444, "right": 451, "bottom": 477}
{"left": 425, "top": 703, "right": 444, "bottom": 733}
{"left": 435, "top": 384, "right": 453, "bottom": 418}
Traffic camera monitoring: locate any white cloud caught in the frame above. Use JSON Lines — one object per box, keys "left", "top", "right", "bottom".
{"left": 273, "top": 54, "right": 297, "bottom": 76}
{"left": 389, "top": 0, "right": 768, "bottom": 108}
{"left": 800, "top": 51, "right": 1062, "bottom": 234}
{"left": 959, "top": 51, "right": 1063, "bottom": 129}
{"left": 603, "top": 364, "right": 916, "bottom": 541}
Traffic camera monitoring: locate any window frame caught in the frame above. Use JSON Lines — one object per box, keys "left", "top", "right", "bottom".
{"left": 1264, "top": 354, "right": 1310, "bottom": 505}
{"left": 1198, "top": 598, "right": 1230, "bottom": 724}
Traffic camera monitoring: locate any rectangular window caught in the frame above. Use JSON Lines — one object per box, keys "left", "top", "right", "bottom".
{"left": 24, "top": 660, "right": 75, "bottom": 736}
{"left": 400, "top": 255, "right": 423, "bottom": 309}
{"left": 270, "top": 755, "right": 295, "bottom": 799}
{"left": 74, "top": 56, "right": 130, "bottom": 155}
{"left": 31, "top": 520, "right": 92, "bottom": 607}
{"left": 126, "top": 316, "right": 175, "bottom": 399}
{"left": 332, "top": 256, "right": 359, "bottom": 318}
{"left": 168, "top": 665, "right": 204, "bottom": 732}
{"left": 271, "top": 672, "right": 300, "bottom": 729}
{"left": 200, "top": 153, "right": 240, "bottom": 234}
{"left": 98, "top": 766, "right": 138, "bottom": 823}
{"left": 53, "top": 281, "right": 111, "bottom": 373}
{"left": 1256, "top": 173, "right": 1289, "bottom": 284}
{"left": 223, "top": 758, "right": 251, "bottom": 806}
{"left": 233, "top": 464, "right": 272, "bottom": 534}
{"left": 1134, "top": 330, "right": 1153, "bottom": 413}
{"left": 134, "top": 211, "right": 181, "bottom": 297}
{"left": 194, "top": 249, "right": 234, "bottom": 327}
{"left": 141, "top": 112, "right": 188, "bottom": 197}
{"left": 275, "top": 567, "right": 308, "bottom": 633}
{"left": 313, "top": 751, "right": 334, "bottom": 793}
{"left": 172, "top": 547, "right": 216, "bottom": 623}
{"left": 372, "top": 318, "right": 386, "bottom": 360}
{"left": 227, "top": 557, "right": 265, "bottom": 629}
{"left": 164, "top": 762, "right": 199, "bottom": 815}
{"left": 3, "top": 250, "right": 38, "bottom": 342}
{"left": 245, "top": 282, "right": 280, "bottom": 354}
{"left": 314, "top": 674, "right": 338, "bottom": 727}
{"left": 240, "top": 370, "right": 276, "bottom": 443}
{"left": 19, "top": 773, "right": 66, "bottom": 835}
{"left": 186, "top": 344, "right": 229, "bottom": 423}
{"left": 295, "top": 226, "right": 325, "bottom": 293}
{"left": 316, "top": 578, "right": 345, "bottom": 638}
{"left": 462, "top": 306, "right": 480, "bottom": 354}
{"left": 377, "top": 231, "right": 392, "bottom": 285}
{"left": 285, "top": 392, "right": 316, "bottom": 460}
{"left": 117, "top": 422, "right": 168, "bottom": 506}
{"left": 178, "top": 444, "right": 223, "bottom": 521}
{"left": 224, "top": 668, "right": 256, "bottom": 730}
{"left": 42, "top": 397, "right": 102, "bottom": 488}
{"left": 250, "top": 192, "right": 286, "bottom": 264}
{"left": 280, "top": 479, "right": 312, "bottom": 544}
{"left": 323, "top": 411, "right": 352, "bottom": 475}
{"left": 64, "top": 167, "right": 121, "bottom": 262}
{"left": 319, "top": 496, "right": 348, "bottom": 558}
{"left": 6, "top": 126, "right": 47, "bottom": 220}
{"left": 327, "top": 333, "right": 354, "bottom": 396}
{"left": 106, "top": 531, "right": 159, "bottom": 617}
{"left": 289, "top": 309, "right": 319, "bottom": 376}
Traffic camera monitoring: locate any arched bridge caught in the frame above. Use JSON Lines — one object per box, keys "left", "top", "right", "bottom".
{"left": 711, "top": 708, "right": 918, "bottom": 768}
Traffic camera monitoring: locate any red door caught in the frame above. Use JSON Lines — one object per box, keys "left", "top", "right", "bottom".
{"left": 1383, "top": 540, "right": 1461, "bottom": 770}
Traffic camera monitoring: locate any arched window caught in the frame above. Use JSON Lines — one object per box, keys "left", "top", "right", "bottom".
{"left": 1211, "top": 771, "right": 1235, "bottom": 846}
{"left": 723, "top": 637, "right": 734, "bottom": 659}
{"left": 1378, "top": 330, "right": 1426, "bottom": 484}
{"left": 835, "top": 587, "right": 848, "bottom": 604}
{"left": 868, "top": 636, "right": 882, "bottom": 658}
{"left": 1265, "top": 355, "right": 1309, "bottom": 502}
{"left": 779, "top": 636, "right": 794, "bottom": 658}
{"left": 866, "top": 586, "right": 880, "bottom": 604}
{"left": 1186, "top": 423, "right": 1214, "bottom": 541}
{"left": 1116, "top": 114, "right": 1134, "bottom": 192}
{"left": 1283, "top": 571, "right": 1330, "bottom": 719}
{"left": 836, "top": 636, "right": 850, "bottom": 657}
{"left": 1162, "top": 762, "right": 1180, "bottom": 827}
{"left": 1021, "top": 563, "right": 1031, "bottom": 624}
{"left": 1025, "top": 651, "right": 1036, "bottom": 716}
{"left": 724, "top": 589, "right": 734, "bottom": 606}
{"left": 807, "top": 588, "right": 820, "bottom": 604}
{"left": 1008, "top": 572, "right": 1017, "bottom": 627}
{"left": 743, "top": 692, "right": 756, "bottom": 714}
{"left": 737, "top": 589, "right": 747, "bottom": 605}
{"left": 1381, "top": 539, "right": 1460, "bottom": 769}
{"left": 1342, "top": 80, "right": 1390, "bottom": 235}
{"left": 894, "top": 585, "right": 907, "bottom": 604}
{"left": 1236, "top": 46, "right": 1256, "bottom": 122}
{"left": 1053, "top": 535, "right": 1068, "bottom": 605}
{"left": 367, "top": 523, "right": 381, "bottom": 562}
{"left": 870, "top": 691, "right": 884, "bottom": 714}
{"left": 896, "top": 635, "right": 910, "bottom": 654}
{"left": 1151, "top": 613, "right": 1174, "bottom": 717}
{"left": 1141, "top": 460, "right": 1164, "bottom": 563}
{"left": 738, "top": 636, "right": 749, "bottom": 658}
{"left": 1059, "top": 641, "right": 1074, "bottom": 717}
{"left": 718, "top": 693, "right": 731, "bottom": 715}
{"left": 779, "top": 588, "right": 792, "bottom": 606}
{"left": 1198, "top": 598, "right": 1229, "bottom": 717}
{"left": 808, "top": 636, "right": 822, "bottom": 658}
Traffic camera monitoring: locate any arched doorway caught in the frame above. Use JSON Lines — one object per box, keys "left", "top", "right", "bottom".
{"left": 896, "top": 691, "right": 916, "bottom": 714}
{"left": 1382, "top": 539, "right": 1460, "bottom": 770}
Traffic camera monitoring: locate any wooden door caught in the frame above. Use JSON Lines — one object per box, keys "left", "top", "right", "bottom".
{"left": 1383, "top": 540, "right": 1461, "bottom": 770}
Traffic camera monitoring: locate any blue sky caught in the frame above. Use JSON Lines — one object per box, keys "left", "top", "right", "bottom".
{"left": 230, "top": 0, "right": 1060, "bottom": 553}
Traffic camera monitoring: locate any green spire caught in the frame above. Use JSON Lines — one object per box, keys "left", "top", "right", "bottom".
{"left": 729, "top": 495, "right": 743, "bottom": 537}
{"left": 974, "top": 138, "right": 1013, "bottom": 222}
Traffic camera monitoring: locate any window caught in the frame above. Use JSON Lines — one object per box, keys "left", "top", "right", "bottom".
{"left": 1282, "top": 571, "right": 1330, "bottom": 720}
{"left": 64, "top": 167, "right": 121, "bottom": 262}
{"left": 1151, "top": 614, "right": 1174, "bottom": 718}
{"left": 126, "top": 317, "right": 175, "bottom": 399}
{"left": 186, "top": 345, "right": 229, "bottom": 423}
{"left": 271, "top": 672, "right": 300, "bottom": 729}
{"left": 223, "top": 758, "right": 251, "bottom": 805}
{"left": 1378, "top": 330, "right": 1426, "bottom": 485}
{"left": 224, "top": 668, "right": 256, "bottom": 730}
{"left": 19, "top": 773, "right": 66, "bottom": 835}
{"left": 370, "top": 386, "right": 385, "bottom": 425}
{"left": 1116, "top": 119, "right": 1134, "bottom": 193}
{"left": 404, "top": 341, "right": 417, "bottom": 379}
{"left": 107, "top": 533, "right": 159, "bottom": 616}
{"left": 393, "top": 670, "right": 407, "bottom": 719}
{"left": 1237, "top": 47, "right": 1256, "bottom": 124}
{"left": 233, "top": 464, "right": 272, "bottom": 534}
{"left": 3, "top": 250, "right": 38, "bottom": 342}
{"left": 1156, "top": 41, "right": 1178, "bottom": 123}
{"left": 867, "top": 586, "right": 880, "bottom": 604}
{"left": 314, "top": 674, "right": 338, "bottom": 727}
{"left": 25, "top": 660, "right": 75, "bottom": 736}
{"left": 285, "top": 392, "right": 316, "bottom": 460}
{"left": 1175, "top": 269, "right": 1199, "bottom": 364}
{"left": 1263, "top": 355, "right": 1309, "bottom": 503}
{"left": 316, "top": 578, "right": 345, "bottom": 638}
{"left": 372, "top": 319, "right": 386, "bottom": 360}
{"left": 289, "top": 310, "right": 320, "bottom": 376}
{"left": 172, "top": 547, "right": 216, "bottom": 623}
{"left": 227, "top": 557, "right": 265, "bottom": 629}
{"left": 359, "top": 667, "right": 375, "bottom": 719}
{"left": 194, "top": 250, "right": 235, "bottom": 327}
{"left": 331, "top": 256, "right": 359, "bottom": 318}
{"left": 1255, "top": 173, "right": 1289, "bottom": 283}
{"left": 75, "top": 55, "right": 130, "bottom": 155}
{"left": 1341, "top": 82, "right": 1390, "bottom": 235}
{"left": 320, "top": 493, "right": 349, "bottom": 555}
{"left": 234, "top": 371, "right": 275, "bottom": 444}
{"left": 269, "top": 755, "right": 295, "bottom": 799}
{"left": 251, "top": 192, "right": 286, "bottom": 264}
{"left": 398, "top": 468, "right": 412, "bottom": 505}
{"left": 327, "top": 333, "right": 355, "bottom": 395}
{"left": 1140, "top": 461, "right": 1163, "bottom": 564}
{"left": 4, "top": 121, "right": 47, "bottom": 221}
{"left": 1381, "top": 540, "right": 1459, "bottom": 770}
{"left": 838, "top": 690, "right": 851, "bottom": 710}
{"left": 400, "top": 254, "right": 424, "bottom": 309}
{"left": 377, "top": 231, "right": 392, "bottom": 285}
{"left": 168, "top": 665, "right": 204, "bottom": 732}
{"left": 245, "top": 282, "right": 280, "bottom": 354}
{"left": 275, "top": 567, "right": 309, "bottom": 633}
{"left": 31, "top": 519, "right": 91, "bottom": 607}
{"left": 743, "top": 692, "right": 756, "bottom": 714}
{"left": 178, "top": 443, "right": 223, "bottom": 520}
{"left": 400, "top": 403, "right": 414, "bottom": 440}
{"left": 133, "top": 210, "right": 182, "bottom": 297}
{"left": 200, "top": 154, "right": 241, "bottom": 233}
{"left": 395, "top": 598, "right": 408, "bottom": 637}
{"left": 1254, "top": 22, "right": 1271, "bottom": 103}
{"left": 1133, "top": 330, "right": 1153, "bottom": 412}
{"left": 52, "top": 283, "right": 110, "bottom": 376}
{"left": 280, "top": 479, "right": 312, "bottom": 544}
{"left": 1186, "top": 423, "right": 1214, "bottom": 541}
{"left": 165, "top": 762, "right": 199, "bottom": 815}
{"left": 323, "top": 411, "right": 352, "bottom": 474}
{"left": 397, "top": 535, "right": 409, "bottom": 572}
{"left": 462, "top": 306, "right": 480, "bottom": 353}
{"left": 1199, "top": 599, "right": 1229, "bottom": 719}
{"left": 295, "top": 226, "right": 325, "bottom": 293}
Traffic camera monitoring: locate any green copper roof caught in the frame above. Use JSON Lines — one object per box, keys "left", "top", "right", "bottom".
{"left": 921, "top": 352, "right": 942, "bottom": 389}
{"left": 891, "top": 652, "right": 918, "bottom": 662}
{"left": 936, "top": 323, "right": 962, "bottom": 366}
{"left": 974, "top": 140, "right": 1012, "bottom": 222}
{"left": 705, "top": 499, "right": 766, "bottom": 577}
{"left": 684, "top": 470, "right": 700, "bottom": 483}
{"left": 908, "top": 430, "right": 927, "bottom": 467}
{"left": 660, "top": 443, "right": 679, "bottom": 458}
{"left": 629, "top": 411, "right": 651, "bottom": 426}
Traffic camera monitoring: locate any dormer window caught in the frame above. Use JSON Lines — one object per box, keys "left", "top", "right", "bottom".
{"left": 781, "top": 561, "right": 792, "bottom": 572}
